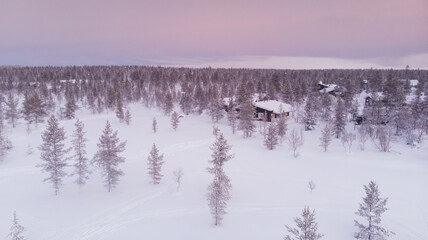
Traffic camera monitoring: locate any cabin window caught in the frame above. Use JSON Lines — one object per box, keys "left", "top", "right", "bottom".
{"left": 257, "top": 113, "right": 264, "bottom": 119}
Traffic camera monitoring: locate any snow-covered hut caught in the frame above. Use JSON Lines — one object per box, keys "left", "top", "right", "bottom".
{"left": 253, "top": 100, "right": 292, "bottom": 122}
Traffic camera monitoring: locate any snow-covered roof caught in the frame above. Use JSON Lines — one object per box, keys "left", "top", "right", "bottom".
{"left": 318, "top": 81, "right": 329, "bottom": 88}
{"left": 60, "top": 79, "right": 77, "bottom": 84}
{"left": 324, "top": 84, "right": 337, "bottom": 93}
{"left": 318, "top": 82, "right": 338, "bottom": 93}
{"left": 253, "top": 100, "right": 292, "bottom": 114}
{"left": 410, "top": 79, "right": 419, "bottom": 87}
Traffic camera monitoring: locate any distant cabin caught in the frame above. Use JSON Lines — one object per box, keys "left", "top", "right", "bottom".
{"left": 253, "top": 100, "right": 292, "bottom": 122}
{"left": 318, "top": 81, "right": 344, "bottom": 97}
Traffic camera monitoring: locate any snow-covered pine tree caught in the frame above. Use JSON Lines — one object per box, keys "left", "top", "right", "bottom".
{"left": 304, "top": 96, "right": 317, "bottom": 131}
{"left": 207, "top": 132, "right": 234, "bottom": 226}
{"left": 171, "top": 111, "right": 180, "bottom": 131}
{"left": 239, "top": 99, "right": 255, "bottom": 138}
{"left": 354, "top": 181, "right": 394, "bottom": 240}
{"left": 86, "top": 90, "right": 96, "bottom": 113}
{"left": 334, "top": 97, "right": 346, "bottom": 138}
{"left": 92, "top": 121, "right": 126, "bottom": 192}
{"left": 152, "top": 117, "right": 157, "bottom": 133}
{"left": 72, "top": 119, "right": 90, "bottom": 187}
{"left": 281, "top": 80, "right": 294, "bottom": 104}
{"left": 209, "top": 91, "right": 225, "bottom": 123}
{"left": 264, "top": 123, "right": 279, "bottom": 150}
{"left": 226, "top": 99, "right": 238, "bottom": 134}
{"left": 22, "top": 92, "right": 47, "bottom": 126}
{"left": 163, "top": 92, "right": 174, "bottom": 116}
{"left": 124, "top": 109, "right": 132, "bottom": 125}
{"left": 277, "top": 108, "right": 288, "bottom": 142}
{"left": 0, "top": 94, "right": 5, "bottom": 130}
{"left": 147, "top": 143, "right": 165, "bottom": 184}
{"left": 179, "top": 82, "right": 193, "bottom": 115}
{"left": 320, "top": 123, "right": 333, "bottom": 152}
{"left": 27, "top": 92, "right": 47, "bottom": 127}
{"left": 284, "top": 206, "right": 324, "bottom": 240}
{"left": 5, "top": 93, "right": 20, "bottom": 128}
{"left": 96, "top": 97, "right": 104, "bottom": 113}
{"left": 8, "top": 211, "right": 26, "bottom": 240}
{"left": 115, "top": 95, "right": 124, "bottom": 122}
{"left": 320, "top": 90, "right": 332, "bottom": 121}
{"left": 0, "top": 127, "right": 12, "bottom": 162}
{"left": 38, "top": 115, "right": 70, "bottom": 195}
{"left": 64, "top": 94, "right": 77, "bottom": 120}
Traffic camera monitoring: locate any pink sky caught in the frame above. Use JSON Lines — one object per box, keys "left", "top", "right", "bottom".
{"left": 0, "top": 0, "right": 427, "bottom": 68}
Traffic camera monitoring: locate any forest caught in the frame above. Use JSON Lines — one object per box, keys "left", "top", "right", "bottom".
{"left": 1, "top": 65, "right": 427, "bottom": 240}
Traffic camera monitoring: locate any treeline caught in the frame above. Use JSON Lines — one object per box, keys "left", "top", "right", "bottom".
{"left": 0, "top": 66, "right": 426, "bottom": 145}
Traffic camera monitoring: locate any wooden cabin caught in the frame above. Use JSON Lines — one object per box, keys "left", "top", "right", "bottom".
{"left": 253, "top": 100, "right": 292, "bottom": 122}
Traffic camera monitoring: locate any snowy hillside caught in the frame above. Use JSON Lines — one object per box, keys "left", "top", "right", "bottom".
{"left": 2, "top": 104, "right": 428, "bottom": 240}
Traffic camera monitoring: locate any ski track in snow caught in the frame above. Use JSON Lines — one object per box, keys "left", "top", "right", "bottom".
{"left": 41, "top": 186, "right": 171, "bottom": 240}
{"left": 164, "top": 138, "right": 212, "bottom": 153}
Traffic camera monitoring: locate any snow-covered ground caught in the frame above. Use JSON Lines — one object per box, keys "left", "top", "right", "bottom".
{"left": 1, "top": 104, "right": 428, "bottom": 239}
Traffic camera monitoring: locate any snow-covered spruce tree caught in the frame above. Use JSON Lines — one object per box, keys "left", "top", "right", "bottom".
{"left": 152, "top": 117, "right": 158, "bottom": 133}
{"left": 5, "top": 93, "right": 20, "bottom": 128}
{"left": 320, "top": 90, "right": 332, "bottom": 121}
{"left": 0, "top": 94, "right": 5, "bottom": 130}
{"left": 334, "top": 97, "right": 346, "bottom": 138}
{"left": 171, "top": 111, "right": 180, "bottom": 131}
{"left": 92, "top": 121, "right": 127, "bottom": 192}
{"left": 86, "top": 90, "right": 96, "bottom": 113}
{"left": 209, "top": 96, "right": 225, "bottom": 123}
{"left": 0, "top": 127, "right": 13, "bottom": 162}
{"left": 163, "top": 92, "right": 174, "bottom": 116}
{"left": 115, "top": 95, "right": 124, "bottom": 122}
{"left": 72, "top": 119, "right": 90, "bottom": 187}
{"left": 96, "top": 97, "right": 104, "bottom": 113}
{"left": 319, "top": 123, "right": 333, "bottom": 152}
{"left": 179, "top": 82, "right": 193, "bottom": 115}
{"left": 284, "top": 206, "right": 324, "bottom": 240}
{"left": 147, "top": 143, "right": 165, "bottom": 184}
{"left": 207, "top": 132, "right": 234, "bottom": 226}
{"left": 265, "top": 123, "right": 279, "bottom": 150}
{"left": 281, "top": 79, "right": 294, "bottom": 104}
{"left": 38, "top": 115, "right": 70, "bottom": 195}
{"left": 354, "top": 181, "right": 394, "bottom": 240}
{"left": 277, "top": 109, "right": 288, "bottom": 143}
{"left": 304, "top": 96, "right": 317, "bottom": 131}
{"left": 64, "top": 94, "right": 77, "bottom": 120}
{"left": 194, "top": 83, "right": 208, "bottom": 114}
{"left": 239, "top": 99, "right": 256, "bottom": 138}
{"left": 22, "top": 91, "right": 47, "bottom": 127}
{"left": 227, "top": 99, "right": 238, "bottom": 134}
{"left": 8, "top": 211, "right": 26, "bottom": 240}
{"left": 124, "top": 109, "right": 132, "bottom": 125}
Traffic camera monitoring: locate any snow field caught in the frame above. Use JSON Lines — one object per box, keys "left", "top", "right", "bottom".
{"left": 1, "top": 103, "right": 428, "bottom": 239}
